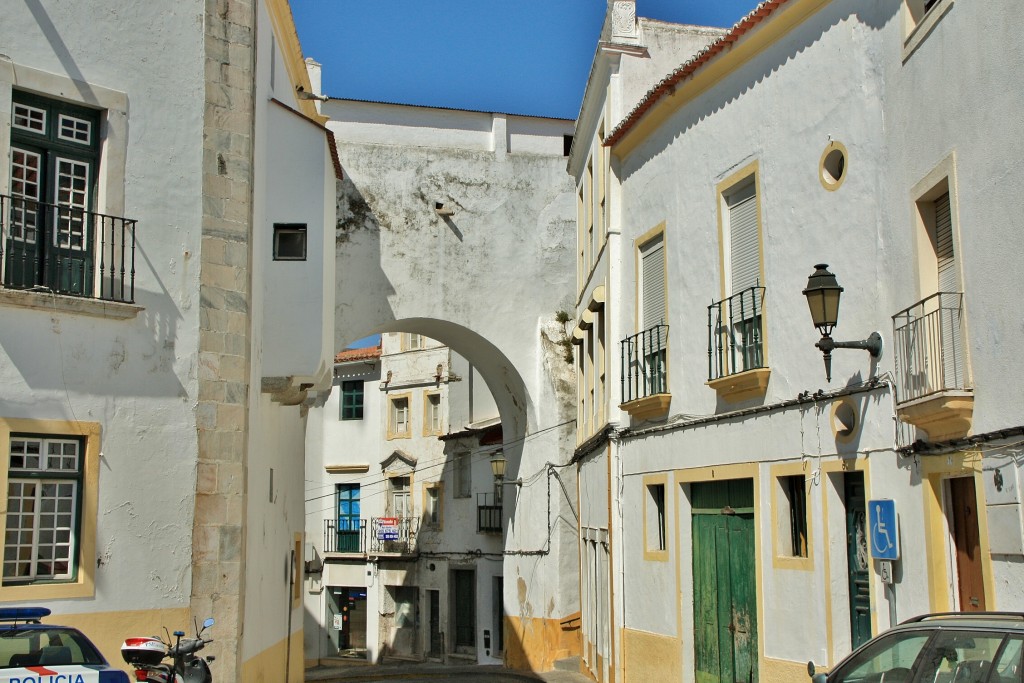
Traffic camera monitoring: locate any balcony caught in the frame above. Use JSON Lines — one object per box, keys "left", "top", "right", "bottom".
{"left": 477, "top": 492, "right": 502, "bottom": 533}
{"left": 707, "top": 286, "right": 769, "bottom": 403}
{"left": 620, "top": 324, "right": 671, "bottom": 420}
{"left": 892, "top": 292, "right": 973, "bottom": 441}
{"left": 323, "top": 518, "right": 367, "bottom": 554}
{"left": 322, "top": 516, "right": 419, "bottom": 557}
{"left": 1, "top": 194, "right": 137, "bottom": 303}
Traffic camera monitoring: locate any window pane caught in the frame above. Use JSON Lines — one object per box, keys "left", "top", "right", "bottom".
{"left": 834, "top": 632, "right": 931, "bottom": 683}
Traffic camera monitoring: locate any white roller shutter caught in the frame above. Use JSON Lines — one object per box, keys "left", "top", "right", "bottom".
{"left": 728, "top": 180, "right": 760, "bottom": 295}
{"left": 641, "top": 237, "right": 665, "bottom": 331}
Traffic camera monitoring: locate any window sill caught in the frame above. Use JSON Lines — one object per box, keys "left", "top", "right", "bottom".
{"left": 0, "top": 288, "right": 142, "bottom": 320}
{"left": 620, "top": 394, "right": 671, "bottom": 421}
{"left": 706, "top": 368, "right": 770, "bottom": 404}
{"left": 0, "top": 579, "right": 93, "bottom": 602}
{"left": 903, "top": 0, "right": 954, "bottom": 62}
{"left": 897, "top": 390, "right": 973, "bottom": 441}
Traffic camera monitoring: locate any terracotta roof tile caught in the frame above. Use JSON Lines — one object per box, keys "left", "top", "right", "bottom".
{"left": 604, "top": 0, "right": 789, "bottom": 147}
{"left": 334, "top": 345, "right": 381, "bottom": 363}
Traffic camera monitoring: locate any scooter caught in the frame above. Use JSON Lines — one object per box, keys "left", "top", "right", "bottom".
{"left": 121, "top": 617, "right": 215, "bottom": 683}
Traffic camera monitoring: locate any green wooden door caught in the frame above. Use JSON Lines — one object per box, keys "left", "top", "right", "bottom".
{"left": 844, "top": 472, "right": 871, "bottom": 650}
{"left": 693, "top": 479, "right": 758, "bottom": 683}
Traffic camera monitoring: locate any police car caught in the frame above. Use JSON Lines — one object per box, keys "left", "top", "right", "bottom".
{"left": 0, "top": 607, "right": 129, "bottom": 683}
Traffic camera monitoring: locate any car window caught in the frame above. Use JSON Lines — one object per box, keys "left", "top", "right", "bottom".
{"left": 0, "top": 628, "right": 105, "bottom": 668}
{"left": 916, "top": 630, "right": 1008, "bottom": 683}
{"left": 992, "top": 637, "right": 1024, "bottom": 683}
{"left": 832, "top": 632, "right": 932, "bottom": 683}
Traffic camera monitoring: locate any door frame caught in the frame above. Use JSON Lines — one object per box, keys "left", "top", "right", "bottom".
{"left": 677, "top": 464, "right": 763, "bottom": 683}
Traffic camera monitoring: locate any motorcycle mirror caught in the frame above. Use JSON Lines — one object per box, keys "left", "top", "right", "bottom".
{"left": 203, "top": 618, "right": 214, "bottom": 630}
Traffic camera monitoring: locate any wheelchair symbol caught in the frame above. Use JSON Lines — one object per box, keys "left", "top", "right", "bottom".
{"left": 872, "top": 503, "right": 894, "bottom": 555}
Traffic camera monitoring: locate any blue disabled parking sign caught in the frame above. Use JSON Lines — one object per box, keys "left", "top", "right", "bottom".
{"left": 868, "top": 499, "right": 900, "bottom": 561}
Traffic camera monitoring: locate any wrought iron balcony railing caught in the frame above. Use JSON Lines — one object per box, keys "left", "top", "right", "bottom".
{"left": 708, "top": 286, "right": 765, "bottom": 381}
{"left": 369, "top": 516, "right": 418, "bottom": 554}
{"left": 323, "top": 518, "right": 367, "bottom": 554}
{"left": 892, "top": 291, "right": 967, "bottom": 404}
{"left": 477, "top": 492, "right": 502, "bottom": 533}
{"left": 620, "top": 324, "right": 669, "bottom": 403}
{"left": 0, "top": 193, "right": 137, "bottom": 303}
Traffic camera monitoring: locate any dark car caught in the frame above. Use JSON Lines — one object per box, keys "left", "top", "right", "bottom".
{"left": 809, "top": 613, "right": 1024, "bottom": 683}
{"left": 0, "top": 607, "right": 129, "bottom": 682}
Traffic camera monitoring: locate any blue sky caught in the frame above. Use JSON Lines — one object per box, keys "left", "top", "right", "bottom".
{"left": 290, "top": 0, "right": 763, "bottom": 120}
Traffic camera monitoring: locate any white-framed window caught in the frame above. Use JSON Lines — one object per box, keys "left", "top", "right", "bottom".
{"left": 4, "top": 436, "right": 83, "bottom": 584}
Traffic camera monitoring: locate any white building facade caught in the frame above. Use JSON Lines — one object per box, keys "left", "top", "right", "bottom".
{"left": 319, "top": 95, "right": 582, "bottom": 672}
{"left": 572, "top": 0, "right": 1024, "bottom": 682}
{"left": 0, "top": 1, "right": 336, "bottom": 680}
{"left": 304, "top": 333, "right": 511, "bottom": 665}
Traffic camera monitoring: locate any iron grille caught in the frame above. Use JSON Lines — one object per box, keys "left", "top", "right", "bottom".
{"left": 0, "top": 193, "right": 137, "bottom": 303}
{"left": 477, "top": 492, "right": 502, "bottom": 533}
{"left": 708, "top": 286, "right": 765, "bottom": 380}
{"left": 620, "top": 324, "right": 669, "bottom": 403}
{"left": 369, "top": 516, "right": 418, "bottom": 554}
{"left": 892, "top": 291, "right": 967, "bottom": 403}
{"left": 323, "top": 518, "right": 367, "bottom": 554}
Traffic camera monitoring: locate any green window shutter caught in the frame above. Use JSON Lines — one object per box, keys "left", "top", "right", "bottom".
{"left": 728, "top": 180, "right": 760, "bottom": 295}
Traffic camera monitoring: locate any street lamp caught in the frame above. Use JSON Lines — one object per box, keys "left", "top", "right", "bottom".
{"left": 490, "top": 451, "right": 521, "bottom": 505}
{"left": 802, "top": 264, "right": 883, "bottom": 382}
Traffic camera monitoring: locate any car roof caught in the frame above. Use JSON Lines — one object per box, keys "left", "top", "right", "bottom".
{"left": 893, "top": 612, "right": 1024, "bottom": 632}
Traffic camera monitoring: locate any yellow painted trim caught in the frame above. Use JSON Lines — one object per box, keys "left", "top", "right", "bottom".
{"left": 706, "top": 367, "right": 771, "bottom": 403}
{"left": 642, "top": 473, "right": 670, "bottom": 562}
{"left": 422, "top": 391, "right": 443, "bottom": 437}
{"left": 902, "top": 0, "right": 955, "bottom": 61}
{"left": 919, "top": 451, "right": 993, "bottom": 612}
{"left": 769, "top": 461, "right": 814, "bottom": 571}
{"left": 715, "top": 160, "right": 765, "bottom": 300}
{"left": 634, "top": 221, "right": 668, "bottom": 333}
{"left": 264, "top": 0, "right": 327, "bottom": 124}
{"left": 819, "top": 140, "right": 849, "bottom": 191}
{"left": 240, "top": 629, "right": 305, "bottom": 683}
{"left": 910, "top": 153, "right": 971, "bottom": 377}
{"left": 612, "top": 0, "right": 831, "bottom": 158}
{"left": 622, "top": 628, "right": 681, "bottom": 681}
{"left": 383, "top": 471, "right": 415, "bottom": 518}
{"left": 325, "top": 464, "right": 370, "bottom": 474}
{"left": 0, "top": 417, "right": 100, "bottom": 602}
{"left": 763, "top": 657, "right": 818, "bottom": 683}
{"left": 386, "top": 391, "right": 413, "bottom": 440}
{"left": 897, "top": 392, "right": 973, "bottom": 441}
{"left": 818, "top": 456, "right": 873, "bottom": 660}
{"left": 620, "top": 394, "right": 671, "bottom": 421}
{"left": 422, "top": 482, "right": 444, "bottom": 531}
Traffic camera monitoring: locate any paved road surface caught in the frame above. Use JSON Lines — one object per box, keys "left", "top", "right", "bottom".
{"left": 305, "top": 662, "right": 591, "bottom": 683}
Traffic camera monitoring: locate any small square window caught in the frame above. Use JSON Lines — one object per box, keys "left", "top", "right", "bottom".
{"left": 273, "top": 224, "right": 307, "bottom": 261}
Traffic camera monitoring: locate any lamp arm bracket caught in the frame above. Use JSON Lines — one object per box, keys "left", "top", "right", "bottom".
{"left": 816, "top": 331, "right": 883, "bottom": 359}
